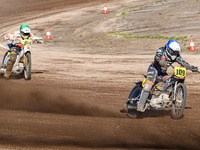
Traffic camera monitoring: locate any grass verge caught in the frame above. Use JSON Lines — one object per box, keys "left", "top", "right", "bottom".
{"left": 107, "top": 32, "right": 188, "bottom": 41}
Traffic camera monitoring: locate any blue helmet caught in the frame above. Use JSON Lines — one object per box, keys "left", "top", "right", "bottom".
{"left": 165, "top": 39, "right": 181, "bottom": 60}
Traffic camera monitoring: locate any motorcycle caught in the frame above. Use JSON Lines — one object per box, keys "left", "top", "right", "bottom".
{"left": 121, "top": 65, "right": 199, "bottom": 119}
{"left": 0, "top": 39, "right": 33, "bottom": 80}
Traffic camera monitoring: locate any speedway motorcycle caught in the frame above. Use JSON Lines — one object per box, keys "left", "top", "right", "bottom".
{"left": 0, "top": 39, "right": 33, "bottom": 80}
{"left": 121, "top": 65, "right": 199, "bottom": 119}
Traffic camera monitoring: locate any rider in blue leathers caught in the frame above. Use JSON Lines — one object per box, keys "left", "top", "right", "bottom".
{"left": 137, "top": 39, "right": 198, "bottom": 112}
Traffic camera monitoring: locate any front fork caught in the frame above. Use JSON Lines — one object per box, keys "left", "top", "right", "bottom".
{"left": 173, "top": 81, "right": 178, "bottom": 101}
{"left": 15, "top": 50, "right": 29, "bottom": 66}
{"left": 12, "top": 50, "right": 24, "bottom": 72}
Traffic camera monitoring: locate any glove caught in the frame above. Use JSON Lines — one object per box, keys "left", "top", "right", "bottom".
{"left": 190, "top": 66, "right": 199, "bottom": 72}
{"left": 4, "top": 34, "right": 10, "bottom": 40}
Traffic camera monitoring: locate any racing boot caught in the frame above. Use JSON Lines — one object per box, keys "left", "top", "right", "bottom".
{"left": 137, "top": 89, "right": 150, "bottom": 112}
{"left": 4, "top": 62, "right": 12, "bottom": 78}
{"left": 4, "top": 71, "right": 11, "bottom": 78}
{"left": 137, "top": 81, "right": 153, "bottom": 112}
{"left": 4, "top": 55, "right": 16, "bottom": 78}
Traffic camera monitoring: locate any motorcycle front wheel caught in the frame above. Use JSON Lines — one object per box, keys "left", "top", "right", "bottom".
{"left": 23, "top": 53, "right": 31, "bottom": 80}
{"left": 171, "top": 83, "right": 187, "bottom": 119}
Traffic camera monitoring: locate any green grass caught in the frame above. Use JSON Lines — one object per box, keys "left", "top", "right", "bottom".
{"left": 138, "top": 4, "right": 150, "bottom": 9}
{"left": 120, "top": 9, "right": 133, "bottom": 16}
{"left": 156, "top": 0, "right": 167, "bottom": 4}
{"left": 107, "top": 32, "right": 187, "bottom": 40}
{"left": 120, "top": 11, "right": 126, "bottom": 19}
{"left": 120, "top": 9, "right": 133, "bottom": 19}
{"left": 119, "top": 0, "right": 166, "bottom": 19}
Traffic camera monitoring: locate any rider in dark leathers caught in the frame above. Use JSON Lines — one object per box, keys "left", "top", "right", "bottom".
{"left": 137, "top": 39, "right": 198, "bottom": 112}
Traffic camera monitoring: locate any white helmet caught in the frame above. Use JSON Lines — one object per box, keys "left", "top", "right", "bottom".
{"left": 20, "top": 24, "right": 31, "bottom": 39}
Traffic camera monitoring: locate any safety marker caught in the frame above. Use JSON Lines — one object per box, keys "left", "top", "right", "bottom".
{"left": 45, "top": 29, "right": 52, "bottom": 40}
{"left": 103, "top": 5, "right": 108, "bottom": 14}
{"left": 189, "top": 39, "right": 196, "bottom": 51}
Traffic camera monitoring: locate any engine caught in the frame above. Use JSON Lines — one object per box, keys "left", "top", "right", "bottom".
{"left": 150, "top": 93, "right": 170, "bottom": 108}
{"left": 12, "top": 62, "right": 24, "bottom": 74}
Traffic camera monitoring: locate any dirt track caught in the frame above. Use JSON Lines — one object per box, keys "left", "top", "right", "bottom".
{"left": 0, "top": 0, "right": 200, "bottom": 149}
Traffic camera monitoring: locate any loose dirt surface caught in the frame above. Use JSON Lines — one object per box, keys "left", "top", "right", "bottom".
{"left": 0, "top": 0, "right": 200, "bottom": 149}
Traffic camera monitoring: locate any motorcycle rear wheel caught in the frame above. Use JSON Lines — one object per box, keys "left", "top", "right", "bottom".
{"left": 171, "top": 83, "right": 187, "bottom": 119}
{"left": 2, "top": 51, "right": 10, "bottom": 67}
{"left": 23, "top": 53, "right": 31, "bottom": 80}
{"left": 126, "top": 84, "right": 143, "bottom": 119}
{"left": 128, "top": 84, "right": 142, "bottom": 99}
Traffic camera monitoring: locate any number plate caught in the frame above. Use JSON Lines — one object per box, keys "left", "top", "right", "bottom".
{"left": 174, "top": 67, "right": 186, "bottom": 78}
{"left": 21, "top": 39, "right": 32, "bottom": 45}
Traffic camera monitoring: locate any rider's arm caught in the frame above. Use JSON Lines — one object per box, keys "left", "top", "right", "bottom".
{"left": 176, "top": 55, "right": 191, "bottom": 69}
{"left": 4, "top": 33, "right": 13, "bottom": 40}
{"left": 30, "top": 33, "right": 43, "bottom": 43}
{"left": 30, "top": 33, "right": 35, "bottom": 38}
{"left": 154, "top": 48, "right": 168, "bottom": 68}
{"left": 154, "top": 48, "right": 163, "bottom": 62}
{"left": 4, "top": 32, "right": 17, "bottom": 41}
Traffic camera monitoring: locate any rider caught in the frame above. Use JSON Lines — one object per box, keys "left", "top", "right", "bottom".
{"left": 3, "top": 24, "right": 34, "bottom": 78}
{"left": 137, "top": 39, "right": 198, "bottom": 112}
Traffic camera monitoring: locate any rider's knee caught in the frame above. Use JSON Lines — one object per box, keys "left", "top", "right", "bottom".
{"left": 10, "top": 51, "right": 17, "bottom": 63}
{"left": 143, "top": 80, "right": 154, "bottom": 91}
{"left": 10, "top": 56, "right": 16, "bottom": 63}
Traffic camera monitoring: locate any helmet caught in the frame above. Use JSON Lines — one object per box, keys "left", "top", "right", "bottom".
{"left": 165, "top": 39, "right": 181, "bottom": 61}
{"left": 20, "top": 24, "right": 31, "bottom": 39}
